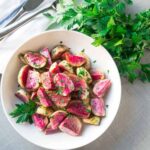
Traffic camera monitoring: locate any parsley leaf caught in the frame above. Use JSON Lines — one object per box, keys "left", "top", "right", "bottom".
{"left": 9, "top": 101, "right": 37, "bottom": 124}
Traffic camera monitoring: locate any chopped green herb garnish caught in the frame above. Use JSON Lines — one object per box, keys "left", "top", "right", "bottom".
{"left": 86, "top": 109, "right": 91, "bottom": 113}
{"left": 106, "top": 105, "right": 109, "bottom": 108}
{"left": 81, "top": 49, "right": 85, "bottom": 53}
{"left": 56, "top": 87, "right": 63, "bottom": 95}
{"left": 93, "top": 60, "right": 97, "bottom": 63}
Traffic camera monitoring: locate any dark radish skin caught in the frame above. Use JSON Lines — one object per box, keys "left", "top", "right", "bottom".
{"left": 54, "top": 73, "right": 74, "bottom": 96}
{"left": 65, "top": 53, "right": 86, "bottom": 67}
{"left": 15, "top": 89, "right": 30, "bottom": 103}
{"left": 18, "top": 53, "right": 27, "bottom": 64}
{"left": 40, "top": 72, "right": 54, "bottom": 90}
{"left": 37, "top": 87, "right": 53, "bottom": 107}
{"left": 61, "top": 51, "right": 72, "bottom": 60}
{"left": 25, "top": 70, "right": 40, "bottom": 91}
{"left": 91, "top": 70, "right": 105, "bottom": 80}
{"left": 91, "top": 98, "right": 105, "bottom": 116}
{"left": 49, "top": 62, "right": 60, "bottom": 74}
{"left": 59, "top": 115, "right": 82, "bottom": 136}
{"left": 30, "top": 91, "right": 37, "bottom": 101}
{"left": 18, "top": 65, "right": 31, "bottom": 88}
{"left": 32, "top": 113, "right": 48, "bottom": 131}
{"left": 50, "top": 92, "right": 71, "bottom": 108}
{"left": 51, "top": 45, "right": 69, "bottom": 60}
{"left": 77, "top": 52, "right": 91, "bottom": 70}
{"left": 67, "top": 100, "right": 91, "bottom": 118}
{"left": 40, "top": 48, "right": 52, "bottom": 68}
{"left": 93, "top": 79, "right": 111, "bottom": 97}
{"left": 58, "top": 60, "right": 73, "bottom": 73}
{"left": 24, "top": 52, "right": 47, "bottom": 69}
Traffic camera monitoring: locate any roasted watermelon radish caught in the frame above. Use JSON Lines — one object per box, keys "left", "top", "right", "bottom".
{"left": 76, "top": 67, "right": 92, "bottom": 84}
{"left": 51, "top": 45, "right": 69, "bottom": 60}
{"left": 65, "top": 53, "right": 86, "bottom": 67}
{"left": 91, "top": 70, "right": 105, "bottom": 80}
{"left": 50, "top": 92, "right": 71, "bottom": 108}
{"left": 40, "top": 48, "right": 52, "bottom": 68}
{"left": 25, "top": 70, "right": 40, "bottom": 91}
{"left": 49, "top": 62, "right": 60, "bottom": 74}
{"left": 24, "top": 52, "right": 47, "bottom": 69}
{"left": 18, "top": 65, "right": 31, "bottom": 88}
{"left": 36, "top": 106, "right": 54, "bottom": 117}
{"left": 59, "top": 115, "right": 82, "bottom": 136}
{"left": 54, "top": 73, "right": 74, "bottom": 96}
{"left": 58, "top": 60, "right": 73, "bottom": 73}
{"left": 93, "top": 79, "right": 111, "bottom": 97}
{"left": 91, "top": 98, "right": 105, "bottom": 116}
{"left": 37, "top": 87, "right": 53, "bottom": 107}
{"left": 15, "top": 88, "right": 30, "bottom": 103}
{"left": 77, "top": 52, "right": 91, "bottom": 70}
{"left": 67, "top": 100, "right": 91, "bottom": 118}
{"left": 40, "top": 72, "right": 54, "bottom": 90}
{"left": 32, "top": 113, "right": 48, "bottom": 130}
{"left": 83, "top": 116, "right": 101, "bottom": 125}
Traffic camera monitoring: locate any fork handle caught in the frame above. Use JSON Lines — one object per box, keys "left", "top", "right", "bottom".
{"left": 0, "top": 6, "right": 50, "bottom": 40}
{"left": 5, "top": 8, "right": 25, "bottom": 27}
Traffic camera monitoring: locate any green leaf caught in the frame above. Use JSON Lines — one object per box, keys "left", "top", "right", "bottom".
{"left": 10, "top": 101, "right": 36, "bottom": 124}
{"left": 107, "top": 17, "right": 115, "bottom": 29}
{"left": 114, "top": 39, "right": 123, "bottom": 46}
{"left": 124, "top": 0, "right": 133, "bottom": 5}
{"left": 140, "top": 64, "right": 150, "bottom": 82}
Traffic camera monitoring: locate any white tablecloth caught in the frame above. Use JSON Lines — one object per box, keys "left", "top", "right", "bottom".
{"left": 0, "top": 0, "right": 150, "bottom": 150}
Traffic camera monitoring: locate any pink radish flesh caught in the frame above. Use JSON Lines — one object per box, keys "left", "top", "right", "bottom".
{"left": 67, "top": 100, "right": 91, "bottom": 118}
{"left": 37, "top": 87, "right": 53, "bottom": 107}
{"left": 40, "top": 48, "right": 52, "bottom": 68}
{"left": 49, "top": 62, "right": 60, "bottom": 74}
{"left": 25, "top": 70, "right": 40, "bottom": 91}
{"left": 59, "top": 116, "right": 82, "bottom": 136}
{"left": 91, "top": 98, "right": 105, "bottom": 116}
{"left": 65, "top": 53, "right": 86, "bottom": 67}
{"left": 54, "top": 73, "right": 74, "bottom": 96}
{"left": 93, "top": 79, "right": 111, "bottom": 97}
{"left": 51, "top": 93, "right": 71, "bottom": 108}
{"left": 24, "top": 52, "right": 47, "bottom": 68}
{"left": 18, "top": 65, "right": 30, "bottom": 88}
{"left": 41, "top": 72, "right": 54, "bottom": 90}
{"left": 32, "top": 114, "right": 48, "bottom": 130}
{"left": 91, "top": 70, "right": 105, "bottom": 80}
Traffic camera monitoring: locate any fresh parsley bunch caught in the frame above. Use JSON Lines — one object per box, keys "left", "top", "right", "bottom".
{"left": 44, "top": 0, "right": 150, "bottom": 82}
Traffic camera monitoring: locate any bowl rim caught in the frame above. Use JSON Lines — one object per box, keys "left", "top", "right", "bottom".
{"left": 0, "top": 29, "right": 122, "bottom": 150}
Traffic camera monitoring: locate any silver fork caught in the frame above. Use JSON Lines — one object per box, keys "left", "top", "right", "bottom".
{"left": 0, "top": 0, "right": 57, "bottom": 40}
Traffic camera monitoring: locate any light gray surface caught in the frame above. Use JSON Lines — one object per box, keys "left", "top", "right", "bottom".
{"left": 0, "top": 0, "right": 150, "bottom": 150}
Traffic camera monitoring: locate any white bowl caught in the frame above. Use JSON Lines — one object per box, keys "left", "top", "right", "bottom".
{"left": 1, "top": 30, "right": 121, "bottom": 150}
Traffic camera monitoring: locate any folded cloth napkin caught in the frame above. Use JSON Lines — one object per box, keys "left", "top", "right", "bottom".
{"left": 0, "top": 0, "right": 55, "bottom": 74}
{"left": 0, "top": 0, "right": 26, "bottom": 27}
